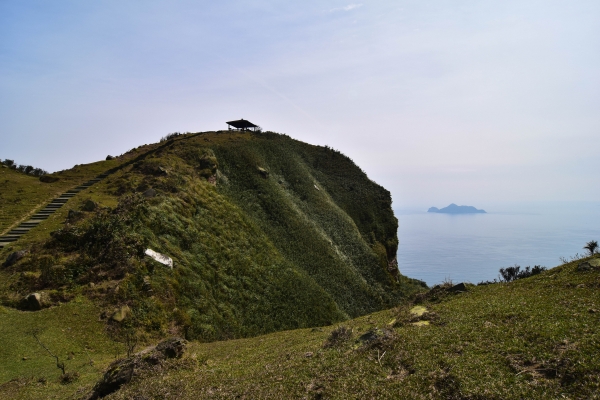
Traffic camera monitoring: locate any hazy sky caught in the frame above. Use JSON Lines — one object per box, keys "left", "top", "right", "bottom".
{"left": 1, "top": 1, "right": 599, "bottom": 208}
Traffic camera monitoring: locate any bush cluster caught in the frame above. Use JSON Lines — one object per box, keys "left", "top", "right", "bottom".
{"left": 499, "top": 265, "right": 547, "bottom": 282}
{"left": 160, "top": 132, "right": 182, "bottom": 142}
{"left": 2, "top": 159, "right": 48, "bottom": 176}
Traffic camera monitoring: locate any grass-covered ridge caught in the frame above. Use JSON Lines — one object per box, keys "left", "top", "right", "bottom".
{"left": 1, "top": 256, "right": 598, "bottom": 399}
{"left": 1, "top": 131, "right": 598, "bottom": 398}
{"left": 0, "top": 131, "right": 424, "bottom": 345}
{"left": 108, "top": 255, "right": 600, "bottom": 399}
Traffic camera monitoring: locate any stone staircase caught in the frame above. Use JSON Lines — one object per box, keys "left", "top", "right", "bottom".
{"left": 0, "top": 173, "right": 110, "bottom": 248}
{"left": 0, "top": 132, "right": 200, "bottom": 249}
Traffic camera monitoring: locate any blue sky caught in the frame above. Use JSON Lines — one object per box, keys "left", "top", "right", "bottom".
{"left": 1, "top": 1, "right": 599, "bottom": 208}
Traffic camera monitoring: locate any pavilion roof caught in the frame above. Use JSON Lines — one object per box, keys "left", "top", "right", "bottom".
{"left": 226, "top": 119, "right": 258, "bottom": 129}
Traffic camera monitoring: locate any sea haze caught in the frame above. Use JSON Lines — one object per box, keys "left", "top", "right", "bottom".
{"left": 396, "top": 202, "right": 600, "bottom": 286}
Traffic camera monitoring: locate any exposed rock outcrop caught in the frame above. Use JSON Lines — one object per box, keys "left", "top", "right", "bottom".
{"left": 23, "top": 292, "right": 42, "bottom": 311}
{"left": 88, "top": 337, "right": 187, "bottom": 399}
{"left": 2, "top": 250, "right": 27, "bottom": 267}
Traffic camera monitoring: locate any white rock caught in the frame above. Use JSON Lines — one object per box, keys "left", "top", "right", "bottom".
{"left": 145, "top": 248, "right": 173, "bottom": 269}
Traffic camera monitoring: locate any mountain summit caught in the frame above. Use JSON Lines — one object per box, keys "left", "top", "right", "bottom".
{"left": 0, "top": 130, "right": 424, "bottom": 342}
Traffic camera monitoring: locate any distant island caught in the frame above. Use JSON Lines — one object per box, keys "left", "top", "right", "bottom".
{"left": 428, "top": 203, "right": 486, "bottom": 214}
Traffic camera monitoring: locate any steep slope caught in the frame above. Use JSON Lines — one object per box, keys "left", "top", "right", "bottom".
{"left": 0, "top": 131, "right": 424, "bottom": 343}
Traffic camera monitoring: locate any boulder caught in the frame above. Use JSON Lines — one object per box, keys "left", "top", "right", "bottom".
{"left": 154, "top": 337, "right": 187, "bottom": 359}
{"left": 88, "top": 337, "right": 187, "bottom": 399}
{"left": 110, "top": 305, "right": 131, "bottom": 322}
{"left": 81, "top": 199, "right": 98, "bottom": 212}
{"left": 578, "top": 259, "right": 600, "bottom": 271}
{"left": 447, "top": 282, "right": 467, "bottom": 293}
{"left": 578, "top": 262, "right": 592, "bottom": 271}
{"left": 106, "top": 155, "right": 115, "bottom": 160}
{"left": 142, "top": 276, "right": 152, "bottom": 293}
{"left": 39, "top": 175, "right": 59, "bottom": 183}
{"left": 67, "top": 209, "right": 83, "bottom": 222}
{"left": 357, "top": 328, "right": 395, "bottom": 348}
{"left": 143, "top": 188, "right": 156, "bottom": 198}
{"left": 3, "top": 250, "right": 27, "bottom": 267}
{"left": 24, "top": 293, "right": 42, "bottom": 311}
{"left": 257, "top": 167, "right": 269, "bottom": 178}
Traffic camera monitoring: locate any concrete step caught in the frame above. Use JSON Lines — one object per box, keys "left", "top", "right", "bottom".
{"left": 1, "top": 168, "right": 117, "bottom": 247}
{"left": 8, "top": 229, "right": 29, "bottom": 235}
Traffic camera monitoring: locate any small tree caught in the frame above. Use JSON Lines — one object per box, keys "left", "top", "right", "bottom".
{"left": 583, "top": 240, "right": 599, "bottom": 256}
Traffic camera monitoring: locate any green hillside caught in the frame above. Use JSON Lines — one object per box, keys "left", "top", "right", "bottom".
{"left": 3, "top": 130, "right": 596, "bottom": 399}
{"left": 1, "top": 256, "right": 598, "bottom": 399}
{"left": 0, "top": 131, "right": 424, "bottom": 344}
{"left": 102, "top": 256, "right": 600, "bottom": 399}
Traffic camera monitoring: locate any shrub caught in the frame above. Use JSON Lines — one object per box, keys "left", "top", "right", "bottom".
{"left": 323, "top": 326, "right": 353, "bottom": 348}
{"left": 160, "top": 132, "right": 181, "bottom": 142}
{"left": 2, "top": 159, "right": 48, "bottom": 176}
{"left": 48, "top": 194, "right": 148, "bottom": 280}
{"left": 583, "top": 240, "right": 598, "bottom": 256}
{"left": 499, "top": 265, "right": 546, "bottom": 282}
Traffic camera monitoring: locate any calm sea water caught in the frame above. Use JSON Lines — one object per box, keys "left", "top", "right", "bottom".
{"left": 396, "top": 202, "right": 600, "bottom": 286}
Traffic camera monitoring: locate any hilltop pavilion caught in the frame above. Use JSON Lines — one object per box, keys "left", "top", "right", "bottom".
{"left": 226, "top": 119, "right": 262, "bottom": 132}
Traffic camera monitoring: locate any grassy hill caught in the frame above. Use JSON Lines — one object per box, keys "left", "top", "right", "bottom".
{"left": 0, "top": 131, "right": 424, "bottom": 385}
{"left": 2, "top": 130, "right": 597, "bottom": 399}
{"left": 1, "top": 255, "right": 598, "bottom": 399}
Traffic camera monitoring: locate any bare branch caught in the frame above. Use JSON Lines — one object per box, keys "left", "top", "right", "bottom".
{"left": 33, "top": 332, "right": 66, "bottom": 374}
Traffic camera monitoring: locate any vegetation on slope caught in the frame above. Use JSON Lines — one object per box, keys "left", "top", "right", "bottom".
{"left": 1, "top": 131, "right": 598, "bottom": 398}
{"left": 0, "top": 141, "right": 166, "bottom": 235}
{"left": 1, "top": 255, "right": 598, "bottom": 399}
{"left": 0, "top": 131, "right": 424, "bottom": 347}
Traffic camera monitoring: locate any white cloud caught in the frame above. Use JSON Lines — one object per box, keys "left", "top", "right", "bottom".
{"left": 329, "top": 4, "right": 363, "bottom": 12}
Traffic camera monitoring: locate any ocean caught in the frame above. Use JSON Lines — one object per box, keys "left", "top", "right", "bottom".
{"left": 395, "top": 202, "right": 600, "bottom": 286}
